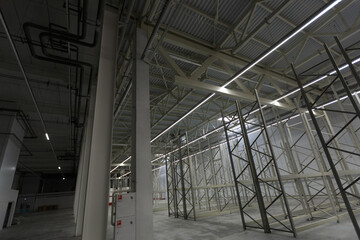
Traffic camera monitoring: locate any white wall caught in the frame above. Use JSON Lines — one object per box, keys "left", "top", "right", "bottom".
{"left": 16, "top": 192, "right": 75, "bottom": 213}
{"left": 0, "top": 114, "right": 24, "bottom": 229}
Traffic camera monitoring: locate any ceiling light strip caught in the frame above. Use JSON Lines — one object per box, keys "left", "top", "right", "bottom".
{"left": 150, "top": 93, "right": 216, "bottom": 143}
{"left": 273, "top": 56, "right": 360, "bottom": 103}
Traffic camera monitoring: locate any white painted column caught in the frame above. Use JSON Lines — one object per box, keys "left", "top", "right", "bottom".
{"left": 131, "top": 28, "right": 153, "bottom": 240}
{"left": 73, "top": 134, "right": 85, "bottom": 223}
{"left": 0, "top": 113, "right": 25, "bottom": 230}
{"left": 75, "top": 85, "right": 96, "bottom": 237}
{"left": 81, "top": 8, "right": 117, "bottom": 240}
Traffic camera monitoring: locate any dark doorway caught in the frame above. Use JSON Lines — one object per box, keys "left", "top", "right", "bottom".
{"left": 3, "top": 202, "right": 13, "bottom": 228}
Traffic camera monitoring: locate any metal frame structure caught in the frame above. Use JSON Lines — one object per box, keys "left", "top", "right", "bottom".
{"left": 292, "top": 36, "right": 360, "bottom": 238}
{"left": 111, "top": 0, "right": 360, "bottom": 174}
{"left": 271, "top": 107, "right": 341, "bottom": 224}
{"left": 222, "top": 96, "right": 296, "bottom": 236}
{"left": 153, "top": 69, "right": 360, "bottom": 235}
{"left": 189, "top": 135, "right": 236, "bottom": 215}
{"left": 165, "top": 144, "right": 177, "bottom": 217}
{"left": 165, "top": 133, "right": 196, "bottom": 220}
{"left": 164, "top": 131, "right": 238, "bottom": 219}
{"left": 152, "top": 164, "right": 166, "bottom": 210}
{"left": 115, "top": 44, "right": 360, "bottom": 234}
{"left": 3, "top": 1, "right": 360, "bottom": 239}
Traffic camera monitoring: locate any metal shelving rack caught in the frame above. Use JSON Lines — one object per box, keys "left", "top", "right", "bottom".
{"left": 292, "top": 36, "right": 360, "bottom": 238}
{"left": 221, "top": 94, "right": 296, "bottom": 236}
{"left": 165, "top": 133, "right": 196, "bottom": 220}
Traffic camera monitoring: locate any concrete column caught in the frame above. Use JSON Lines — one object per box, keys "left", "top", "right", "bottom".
{"left": 81, "top": 8, "right": 117, "bottom": 240}
{"left": 75, "top": 85, "right": 96, "bottom": 236}
{"left": 0, "top": 113, "right": 25, "bottom": 230}
{"left": 131, "top": 28, "right": 153, "bottom": 240}
{"left": 73, "top": 134, "right": 85, "bottom": 223}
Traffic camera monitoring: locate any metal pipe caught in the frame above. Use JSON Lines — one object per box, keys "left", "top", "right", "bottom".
{"left": 0, "top": 9, "right": 63, "bottom": 177}
{"left": 66, "top": 0, "right": 73, "bottom": 164}
{"left": 48, "top": 0, "right": 94, "bottom": 41}
{"left": 38, "top": 33, "right": 93, "bottom": 127}
{"left": 23, "top": 21, "right": 95, "bottom": 141}
{"left": 23, "top": 21, "right": 97, "bottom": 49}
{"left": 22, "top": 0, "right": 104, "bottom": 165}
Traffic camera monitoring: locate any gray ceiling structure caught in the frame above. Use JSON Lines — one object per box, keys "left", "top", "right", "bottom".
{"left": 0, "top": 0, "right": 359, "bottom": 178}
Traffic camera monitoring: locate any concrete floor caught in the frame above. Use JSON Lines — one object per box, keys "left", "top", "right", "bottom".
{"left": 0, "top": 208, "right": 358, "bottom": 239}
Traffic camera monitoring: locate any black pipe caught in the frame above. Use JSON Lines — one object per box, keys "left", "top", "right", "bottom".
{"left": 38, "top": 34, "right": 92, "bottom": 141}
{"left": 21, "top": 0, "right": 104, "bottom": 170}
{"left": 22, "top": 0, "right": 103, "bottom": 137}
{"left": 24, "top": 22, "right": 97, "bottom": 48}
{"left": 24, "top": 30, "right": 90, "bottom": 127}
{"left": 23, "top": 0, "right": 103, "bottom": 47}
{"left": 56, "top": 0, "right": 88, "bottom": 41}
{"left": 24, "top": 22, "right": 94, "bottom": 131}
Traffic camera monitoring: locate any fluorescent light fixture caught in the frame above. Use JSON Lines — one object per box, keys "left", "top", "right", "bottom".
{"left": 117, "top": 171, "right": 131, "bottom": 179}
{"left": 152, "top": 165, "right": 165, "bottom": 172}
{"left": 328, "top": 62, "right": 351, "bottom": 75}
{"left": 353, "top": 58, "right": 360, "bottom": 64}
{"left": 271, "top": 89, "right": 300, "bottom": 104}
{"left": 45, "top": 133, "right": 50, "bottom": 141}
{"left": 318, "top": 90, "right": 360, "bottom": 108}
{"left": 58, "top": 166, "right": 61, "bottom": 170}
{"left": 318, "top": 99, "right": 338, "bottom": 107}
{"left": 223, "top": 0, "right": 342, "bottom": 89}
{"left": 271, "top": 101, "right": 281, "bottom": 106}
{"left": 218, "top": 116, "right": 231, "bottom": 122}
{"left": 150, "top": 93, "right": 215, "bottom": 143}
{"left": 272, "top": 56, "right": 360, "bottom": 104}
{"left": 240, "top": 104, "right": 268, "bottom": 119}
{"left": 110, "top": 156, "right": 131, "bottom": 173}
{"left": 303, "top": 75, "right": 328, "bottom": 88}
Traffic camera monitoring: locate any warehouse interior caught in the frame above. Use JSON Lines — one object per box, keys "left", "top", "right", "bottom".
{"left": 0, "top": 0, "right": 360, "bottom": 239}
